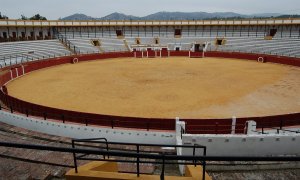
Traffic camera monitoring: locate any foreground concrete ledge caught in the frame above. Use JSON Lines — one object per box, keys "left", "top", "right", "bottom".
{"left": 66, "top": 161, "right": 212, "bottom": 180}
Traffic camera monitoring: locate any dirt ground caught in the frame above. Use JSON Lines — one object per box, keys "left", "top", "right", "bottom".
{"left": 6, "top": 57, "right": 300, "bottom": 119}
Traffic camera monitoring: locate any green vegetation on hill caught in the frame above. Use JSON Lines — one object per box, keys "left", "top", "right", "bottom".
{"left": 276, "top": 14, "right": 300, "bottom": 18}
{"left": 20, "top": 14, "right": 47, "bottom": 20}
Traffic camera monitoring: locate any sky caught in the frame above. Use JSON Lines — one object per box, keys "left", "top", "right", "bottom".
{"left": 0, "top": 0, "right": 300, "bottom": 20}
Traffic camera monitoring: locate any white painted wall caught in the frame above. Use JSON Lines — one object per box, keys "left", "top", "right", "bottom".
{"left": 2, "top": 110, "right": 300, "bottom": 157}
{"left": 174, "top": 120, "right": 300, "bottom": 156}
{"left": 0, "top": 110, "right": 176, "bottom": 145}
{"left": 175, "top": 119, "right": 185, "bottom": 175}
{"left": 182, "top": 134, "right": 300, "bottom": 156}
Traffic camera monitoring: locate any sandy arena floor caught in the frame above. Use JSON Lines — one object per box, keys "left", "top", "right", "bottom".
{"left": 6, "top": 57, "right": 300, "bottom": 119}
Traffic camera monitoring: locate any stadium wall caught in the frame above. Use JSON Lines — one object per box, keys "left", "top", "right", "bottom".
{"left": 182, "top": 133, "right": 300, "bottom": 156}
{"left": 0, "top": 108, "right": 299, "bottom": 156}
{"left": 0, "top": 110, "right": 175, "bottom": 144}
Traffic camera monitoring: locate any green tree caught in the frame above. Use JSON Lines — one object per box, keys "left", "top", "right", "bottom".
{"left": 29, "top": 14, "right": 47, "bottom": 20}
{"left": 20, "top": 14, "right": 28, "bottom": 20}
{"left": 0, "top": 12, "right": 9, "bottom": 19}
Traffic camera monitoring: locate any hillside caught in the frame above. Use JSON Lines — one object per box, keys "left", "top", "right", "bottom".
{"left": 61, "top": 11, "right": 285, "bottom": 21}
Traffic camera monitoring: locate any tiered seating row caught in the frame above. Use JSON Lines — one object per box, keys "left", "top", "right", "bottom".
{"left": 216, "top": 38, "right": 300, "bottom": 58}
{"left": 68, "top": 37, "right": 211, "bottom": 53}
{"left": 68, "top": 39, "right": 100, "bottom": 54}
{"left": 1, "top": 37, "right": 299, "bottom": 68}
{"left": 0, "top": 40, "right": 71, "bottom": 67}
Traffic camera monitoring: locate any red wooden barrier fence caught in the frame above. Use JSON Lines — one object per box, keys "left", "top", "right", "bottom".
{"left": 0, "top": 51, "right": 299, "bottom": 134}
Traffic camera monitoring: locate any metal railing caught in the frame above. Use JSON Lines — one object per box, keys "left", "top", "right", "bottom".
{"left": 216, "top": 48, "right": 300, "bottom": 58}
{"left": 0, "top": 53, "right": 28, "bottom": 67}
{"left": 0, "top": 140, "right": 300, "bottom": 180}
{"left": 56, "top": 32, "right": 81, "bottom": 54}
{"left": 0, "top": 51, "right": 73, "bottom": 69}
{"left": 71, "top": 138, "right": 206, "bottom": 179}
{"left": 185, "top": 123, "right": 246, "bottom": 134}
{"left": 252, "top": 125, "right": 300, "bottom": 135}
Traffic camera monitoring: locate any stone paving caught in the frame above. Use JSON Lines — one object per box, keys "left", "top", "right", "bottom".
{"left": 209, "top": 169, "right": 300, "bottom": 180}
{"left": 0, "top": 122, "right": 75, "bottom": 179}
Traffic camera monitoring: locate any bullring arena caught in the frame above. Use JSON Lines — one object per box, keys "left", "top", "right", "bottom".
{"left": 0, "top": 17, "right": 300, "bottom": 179}
{"left": 6, "top": 57, "right": 300, "bottom": 119}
